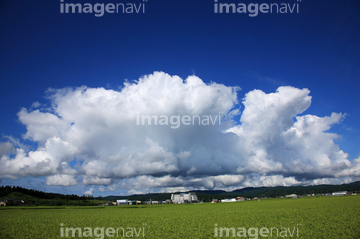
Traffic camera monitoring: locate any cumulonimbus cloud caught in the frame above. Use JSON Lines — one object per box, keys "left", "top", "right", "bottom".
{"left": 0, "top": 72, "right": 359, "bottom": 194}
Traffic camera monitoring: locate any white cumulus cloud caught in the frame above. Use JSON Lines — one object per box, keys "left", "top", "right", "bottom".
{"left": 0, "top": 72, "right": 358, "bottom": 194}
{"left": 46, "top": 174, "right": 78, "bottom": 186}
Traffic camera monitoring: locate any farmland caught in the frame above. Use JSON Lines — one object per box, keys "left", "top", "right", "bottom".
{"left": 0, "top": 195, "right": 359, "bottom": 238}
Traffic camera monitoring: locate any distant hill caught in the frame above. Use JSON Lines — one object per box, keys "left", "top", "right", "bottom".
{"left": 101, "top": 181, "right": 360, "bottom": 202}
{"left": 222, "top": 181, "right": 360, "bottom": 198}
{"left": 0, "top": 186, "right": 97, "bottom": 206}
{"left": 1, "top": 181, "right": 359, "bottom": 205}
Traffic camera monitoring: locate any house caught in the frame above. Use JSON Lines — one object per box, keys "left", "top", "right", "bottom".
{"left": 236, "top": 197, "right": 245, "bottom": 201}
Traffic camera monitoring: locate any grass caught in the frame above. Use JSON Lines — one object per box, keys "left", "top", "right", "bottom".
{"left": 0, "top": 196, "right": 359, "bottom": 238}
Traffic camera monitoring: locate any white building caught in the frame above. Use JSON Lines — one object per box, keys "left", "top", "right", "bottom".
{"left": 332, "top": 191, "right": 347, "bottom": 196}
{"left": 117, "top": 199, "right": 130, "bottom": 205}
{"left": 171, "top": 192, "right": 198, "bottom": 204}
{"left": 221, "top": 198, "right": 236, "bottom": 203}
{"left": 285, "top": 194, "right": 298, "bottom": 199}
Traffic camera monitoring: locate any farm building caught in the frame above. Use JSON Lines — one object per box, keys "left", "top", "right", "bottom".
{"left": 221, "top": 198, "right": 236, "bottom": 203}
{"left": 285, "top": 194, "right": 298, "bottom": 199}
{"left": 117, "top": 199, "right": 131, "bottom": 205}
{"left": 144, "top": 200, "right": 160, "bottom": 205}
{"left": 1, "top": 198, "right": 20, "bottom": 206}
{"left": 332, "top": 191, "right": 347, "bottom": 196}
{"left": 211, "top": 199, "right": 219, "bottom": 203}
{"left": 161, "top": 200, "right": 171, "bottom": 204}
{"left": 171, "top": 192, "right": 198, "bottom": 204}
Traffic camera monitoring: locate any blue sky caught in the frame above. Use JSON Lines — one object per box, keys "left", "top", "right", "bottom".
{"left": 0, "top": 0, "right": 360, "bottom": 196}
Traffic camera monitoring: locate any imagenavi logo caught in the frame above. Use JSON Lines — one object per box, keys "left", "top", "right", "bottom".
{"left": 60, "top": 0, "right": 148, "bottom": 17}
{"left": 214, "top": 0, "right": 301, "bottom": 17}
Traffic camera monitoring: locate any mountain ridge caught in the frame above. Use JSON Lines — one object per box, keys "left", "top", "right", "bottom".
{"left": 1, "top": 181, "right": 359, "bottom": 204}
{"left": 100, "top": 181, "right": 360, "bottom": 201}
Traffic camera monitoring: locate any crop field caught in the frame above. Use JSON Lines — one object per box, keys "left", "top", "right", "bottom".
{"left": 0, "top": 196, "right": 359, "bottom": 238}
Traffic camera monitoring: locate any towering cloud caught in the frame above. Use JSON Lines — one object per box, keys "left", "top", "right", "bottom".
{"left": 0, "top": 72, "right": 358, "bottom": 194}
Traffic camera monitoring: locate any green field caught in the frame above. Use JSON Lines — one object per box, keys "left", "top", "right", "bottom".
{"left": 0, "top": 196, "right": 359, "bottom": 238}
